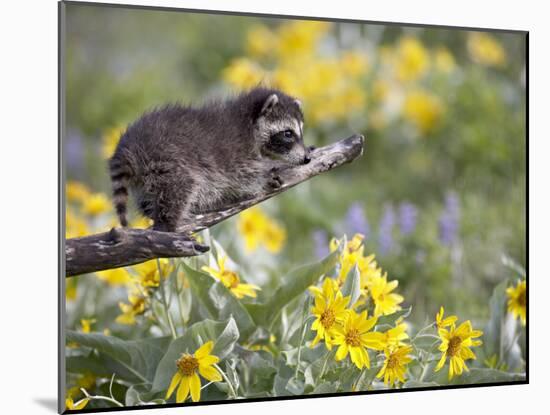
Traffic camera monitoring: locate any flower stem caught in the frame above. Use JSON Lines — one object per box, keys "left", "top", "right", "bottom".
{"left": 294, "top": 297, "right": 312, "bottom": 379}
{"left": 214, "top": 363, "right": 238, "bottom": 399}
{"left": 80, "top": 388, "right": 123, "bottom": 408}
{"left": 157, "top": 258, "right": 177, "bottom": 339}
{"left": 317, "top": 348, "right": 334, "bottom": 383}
{"left": 174, "top": 262, "right": 188, "bottom": 328}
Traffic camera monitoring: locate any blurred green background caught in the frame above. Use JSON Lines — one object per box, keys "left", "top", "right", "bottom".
{"left": 64, "top": 3, "right": 526, "bottom": 325}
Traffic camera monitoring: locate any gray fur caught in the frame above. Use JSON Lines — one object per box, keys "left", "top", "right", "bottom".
{"left": 109, "top": 87, "right": 310, "bottom": 232}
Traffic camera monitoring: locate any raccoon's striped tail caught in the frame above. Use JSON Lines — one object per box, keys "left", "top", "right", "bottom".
{"left": 109, "top": 156, "right": 131, "bottom": 227}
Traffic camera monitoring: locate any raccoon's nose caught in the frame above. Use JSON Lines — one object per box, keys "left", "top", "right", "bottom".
{"left": 303, "top": 155, "right": 311, "bottom": 164}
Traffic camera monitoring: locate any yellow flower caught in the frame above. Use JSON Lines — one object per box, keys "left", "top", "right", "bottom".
{"left": 309, "top": 277, "right": 350, "bottom": 349}
{"left": 332, "top": 311, "right": 384, "bottom": 369}
{"left": 202, "top": 255, "right": 260, "bottom": 299}
{"left": 133, "top": 259, "right": 173, "bottom": 288}
{"left": 102, "top": 125, "right": 125, "bottom": 159}
{"left": 331, "top": 234, "right": 365, "bottom": 286}
{"left": 246, "top": 25, "right": 276, "bottom": 58}
{"left": 263, "top": 220, "right": 287, "bottom": 254}
{"left": 116, "top": 290, "right": 148, "bottom": 325}
{"left": 467, "top": 32, "right": 507, "bottom": 67}
{"left": 368, "top": 274, "right": 404, "bottom": 317}
{"left": 506, "top": 280, "right": 526, "bottom": 325}
{"left": 357, "top": 253, "right": 383, "bottom": 297}
{"left": 380, "top": 322, "right": 409, "bottom": 348}
{"left": 96, "top": 267, "right": 133, "bottom": 286}
{"left": 66, "top": 181, "right": 91, "bottom": 204}
{"left": 130, "top": 216, "right": 154, "bottom": 229}
{"left": 80, "top": 318, "right": 96, "bottom": 333}
{"left": 403, "top": 89, "right": 444, "bottom": 134}
{"left": 376, "top": 345, "right": 413, "bottom": 387}
{"left": 341, "top": 51, "right": 369, "bottom": 77}
{"left": 77, "top": 372, "right": 97, "bottom": 390}
{"left": 82, "top": 193, "right": 111, "bottom": 216}
{"left": 66, "top": 210, "right": 89, "bottom": 238}
{"left": 395, "top": 37, "right": 430, "bottom": 82}
{"left": 434, "top": 47, "right": 456, "bottom": 74}
{"left": 223, "top": 58, "right": 268, "bottom": 89}
{"left": 435, "top": 320, "right": 483, "bottom": 379}
{"left": 165, "top": 341, "right": 222, "bottom": 403}
{"left": 65, "top": 379, "right": 94, "bottom": 410}
{"left": 237, "top": 207, "right": 286, "bottom": 254}
{"left": 372, "top": 79, "right": 390, "bottom": 102}
{"left": 65, "top": 396, "right": 89, "bottom": 410}
{"left": 275, "top": 21, "right": 331, "bottom": 59}
{"left": 66, "top": 278, "right": 78, "bottom": 301}
{"left": 435, "top": 306, "right": 458, "bottom": 330}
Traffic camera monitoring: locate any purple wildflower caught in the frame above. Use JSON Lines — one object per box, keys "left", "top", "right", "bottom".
{"left": 345, "top": 202, "right": 370, "bottom": 238}
{"left": 312, "top": 229, "right": 329, "bottom": 259}
{"left": 438, "top": 191, "right": 460, "bottom": 246}
{"left": 398, "top": 201, "right": 418, "bottom": 236}
{"left": 378, "top": 204, "right": 395, "bottom": 255}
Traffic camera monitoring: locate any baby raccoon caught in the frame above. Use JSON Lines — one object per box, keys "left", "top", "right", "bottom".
{"left": 109, "top": 87, "right": 311, "bottom": 232}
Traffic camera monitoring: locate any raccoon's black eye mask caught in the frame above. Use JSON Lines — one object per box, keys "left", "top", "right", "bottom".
{"left": 265, "top": 129, "right": 296, "bottom": 154}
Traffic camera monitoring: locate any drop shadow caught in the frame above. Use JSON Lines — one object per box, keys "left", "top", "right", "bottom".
{"left": 34, "top": 398, "right": 58, "bottom": 413}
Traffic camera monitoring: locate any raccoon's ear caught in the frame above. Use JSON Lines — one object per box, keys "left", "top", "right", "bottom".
{"left": 294, "top": 99, "right": 303, "bottom": 111}
{"left": 261, "top": 94, "right": 279, "bottom": 115}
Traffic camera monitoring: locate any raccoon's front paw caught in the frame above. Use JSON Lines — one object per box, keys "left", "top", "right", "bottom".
{"left": 267, "top": 174, "right": 284, "bottom": 190}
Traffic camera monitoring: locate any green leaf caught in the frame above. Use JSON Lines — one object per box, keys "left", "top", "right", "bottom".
{"left": 183, "top": 262, "right": 256, "bottom": 339}
{"left": 311, "top": 381, "right": 339, "bottom": 394}
{"left": 483, "top": 280, "right": 524, "bottom": 371}
{"left": 129, "top": 336, "right": 173, "bottom": 383}
{"left": 66, "top": 331, "right": 132, "bottom": 365}
{"left": 152, "top": 317, "right": 239, "bottom": 393}
{"left": 412, "top": 334, "right": 440, "bottom": 353}
{"left": 66, "top": 354, "right": 114, "bottom": 377}
{"left": 449, "top": 368, "right": 526, "bottom": 385}
{"left": 233, "top": 346, "right": 277, "bottom": 396}
{"left": 273, "top": 358, "right": 297, "bottom": 396}
{"left": 375, "top": 306, "right": 412, "bottom": 328}
{"left": 66, "top": 331, "right": 170, "bottom": 383}
{"left": 341, "top": 264, "right": 361, "bottom": 306}
{"left": 286, "top": 376, "right": 305, "bottom": 395}
{"left": 403, "top": 380, "right": 440, "bottom": 388}
{"left": 125, "top": 383, "right": 164, "bottom": 406}
{"left": 246, "top": 247, "right": 341, "bottom": 327}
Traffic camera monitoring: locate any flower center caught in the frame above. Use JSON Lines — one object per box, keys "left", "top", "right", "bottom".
{"left": 176, "top": 354, "right": 199, "bottom": 377}
{"left": 518, "top": 289, "right": 526, "bottom": 307}
{"left": 447, "top": 336, "right": 462, "bottom": 357}
{"left": 386, "top": 353, "right": 399, "bottom": 370}
{"left": 221, "top": 270, "right": 241, "bottom": 288}
{"left": 345, "top": 328, "right": 361, "bottom": 347}
{"left": 320, "top": 308, "right": 336, "bottom": 328}
{"left": 133, "top": 298, "right": 146, "bottom": 313}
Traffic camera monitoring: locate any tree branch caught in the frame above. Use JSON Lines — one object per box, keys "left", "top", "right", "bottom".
{"left": 65, "top": 134, "right": 365, "bottom": 277}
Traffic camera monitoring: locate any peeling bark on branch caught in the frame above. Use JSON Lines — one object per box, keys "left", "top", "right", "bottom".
{"left": 65, "top": 134, "right": 365, "bottom": 277}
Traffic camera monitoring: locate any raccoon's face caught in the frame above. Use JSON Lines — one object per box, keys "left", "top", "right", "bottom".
{"left": 254, "top": 93, "right": 310, "bottom": 166}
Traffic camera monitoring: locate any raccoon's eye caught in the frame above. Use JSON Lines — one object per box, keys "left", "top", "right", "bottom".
{"left": 283, "top": 130, "right": 293, "bottom": 139}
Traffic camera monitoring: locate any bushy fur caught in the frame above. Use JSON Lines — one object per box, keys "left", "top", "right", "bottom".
{"left": 109, "top": 87, "right": 309, "bottom": 231}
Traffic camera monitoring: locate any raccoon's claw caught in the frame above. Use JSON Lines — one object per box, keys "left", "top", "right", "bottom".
{"left": 268, "top": 175, "right": 283, "bottom": 189}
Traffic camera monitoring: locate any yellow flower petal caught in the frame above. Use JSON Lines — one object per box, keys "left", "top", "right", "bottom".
{"left": 176, "top": 376, "right": 190, "bottom": 403}
{"left": 336, "top": 343, "right": 348, "bottom": 361}
{"left": 189, "top": 373, "right": 201, "bottom": 402}
{"left": 198, "top": 355, "right": 220, "bottom": 367}
{"left": 195, "top": 341, "right": 214, "bottom": 359}
{"left": 165, "top": 371, "right": 182, "bottom": 399}
{"left": 199, "top": 364, "right": 223, "bottom": 382}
